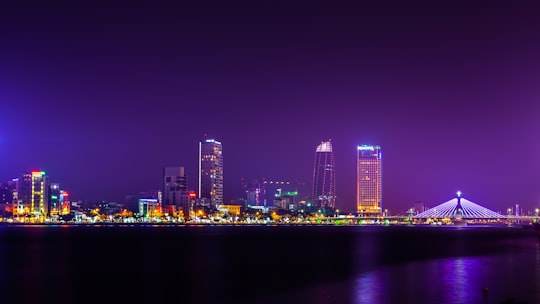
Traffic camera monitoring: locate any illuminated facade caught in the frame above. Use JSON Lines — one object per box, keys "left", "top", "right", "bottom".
{"left": 413, "top": 192, "right": 505, "bottom": 219}
{"left": 312, "top": 140, "right": 336, "bottom": 209}
{"left": 49, "top": 183, "right": 61, "bottom": 215}
{"left": 139, "top": 198, "right": 160, "bottom": 217}
{"left": 31, "top": 171, "right": 49, "bottom": 216}
{"left": 217, "top": 204, "right": 242, "bottom": 216}
{"left": 199, "top": 139, "right": 223, "bottom": 206}
{"left": 49, "top": 183, "right": 70, "bottom": 216}
{"left": 15, "top": 171, "right": 50, "bottom": 217}
{"left": 15, "top": 173, "right": 31, "bottom": 215}
{"left": 125, "top": 191, "right": 162, "bottom": 213}
{"left": 357, "top": 145, "right": 382, "bottom": 215}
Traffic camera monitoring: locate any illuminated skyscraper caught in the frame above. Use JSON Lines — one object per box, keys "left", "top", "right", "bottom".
{"left": 357, "top": 145, "right": 382, "bottom": 215}
{"left": 312, "top": 140, "right": 336, "bottom": 209}
{"left": 49, "top": 183, "right": 71, "bottom": 216}
{"left": 31, "top": 171, "right": 49, "bottom": 216}
{"left": 16, "top": 171, "right": 50, "bottom": 216}
{"left": 199, "top": 138, "right": 223, "bottom": 206}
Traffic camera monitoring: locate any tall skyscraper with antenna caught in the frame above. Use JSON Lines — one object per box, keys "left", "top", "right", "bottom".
{"left": 312, "top": 140, "right": 336, "bottom": 209}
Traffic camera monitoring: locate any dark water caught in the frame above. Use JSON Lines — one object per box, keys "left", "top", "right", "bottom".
{"left": 0, "top": 225, "right": 538, "bottom": 304}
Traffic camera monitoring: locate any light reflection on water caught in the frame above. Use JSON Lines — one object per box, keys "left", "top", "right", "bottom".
{"left": 0, "top": 225, "right": 539, "bottom": 304}
{"left": 354, "top": 249, "right": 540, "bottom": 304}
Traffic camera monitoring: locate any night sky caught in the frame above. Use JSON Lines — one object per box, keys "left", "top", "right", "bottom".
{"left": 1, "top": 1, "right": 539, "bottom": 213}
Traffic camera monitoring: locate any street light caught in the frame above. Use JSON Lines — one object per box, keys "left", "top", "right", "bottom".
{"left": 535, "top": 208, "right": 539, "bottom": 216}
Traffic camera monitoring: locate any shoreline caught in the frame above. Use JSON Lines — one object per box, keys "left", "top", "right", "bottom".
{"left": 0, "top": 221, "right": 523, "bottom": 228}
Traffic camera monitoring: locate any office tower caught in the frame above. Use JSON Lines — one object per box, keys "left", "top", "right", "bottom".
{"left": 199, "top": 138, "right": 223, "bottom": 206}
{"left": 163, "top": 167, "right": 188, "bottom": 216}
{"left": 312, "top": 140, "right": 336, "bottom": 209}
{"left": 50, "top": 183, "right": 61, "bottom": 216}
{"left": 357, "top": 145, "right": 382, "bottom": 215}
{"left": 31, "top": 171, "right": 49, "bottom": 216}
{"left": 49, "top": 183, "right": 71, "bottom": 216}
{"left": 15, "top": 173, "right": 31, "bottom": 215}
{"left": 59, "top": 190, "right": 70, "bottom": 215}
{"left": 15, "top": 171, "right": 49, "bottom": 217}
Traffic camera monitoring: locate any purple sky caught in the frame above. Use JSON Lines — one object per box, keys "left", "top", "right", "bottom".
{"left": 1, "top": 1, "right": 540, "bottom": 213}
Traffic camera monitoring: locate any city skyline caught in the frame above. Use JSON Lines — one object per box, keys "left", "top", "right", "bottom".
{"left": 1, "top": 137, "right": 535, "bottom": 215}
{"left": 1, "top": 1, "right": 540, "bottom": 213}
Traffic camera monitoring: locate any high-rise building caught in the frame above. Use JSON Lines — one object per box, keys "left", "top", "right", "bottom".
{"left": 15, "top": 171, "right": 50, "bottom": 217}
{"left": 163, "top": 167, "right": 188, "bottom": 216}
{"left": 0, "top": 182, "right": 14, "bottom": 205}
{"left": 199, "top": 138, "right": 223, "bottom": 206}
{"left": 357, "top": 145, "right": 382, "bottom": 215}
{"left": 15, "top": 173, "right": 31, "bottom": 215}
{"left": 0, "top": 182, "right": 14, "bottom": 217}
{"left": 31, "top": 171, "right": 49, "bottom": 216}
{"left": 50, "top": 183, "right": 61, "bottom": 215}
{"left": 49, "top": 183, "right": 71, "bottom": 216}
{"left": 312, "top": 140, "right": 336, "bottom": 209}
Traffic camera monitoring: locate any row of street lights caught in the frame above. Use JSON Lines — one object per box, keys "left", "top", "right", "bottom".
{"left": 506, "top": 207, "right": 539, "bottom": 216}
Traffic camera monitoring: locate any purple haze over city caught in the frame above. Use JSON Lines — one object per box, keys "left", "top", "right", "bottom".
{"left": 1, "top": 1, "right": 539, "bottom": 213}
